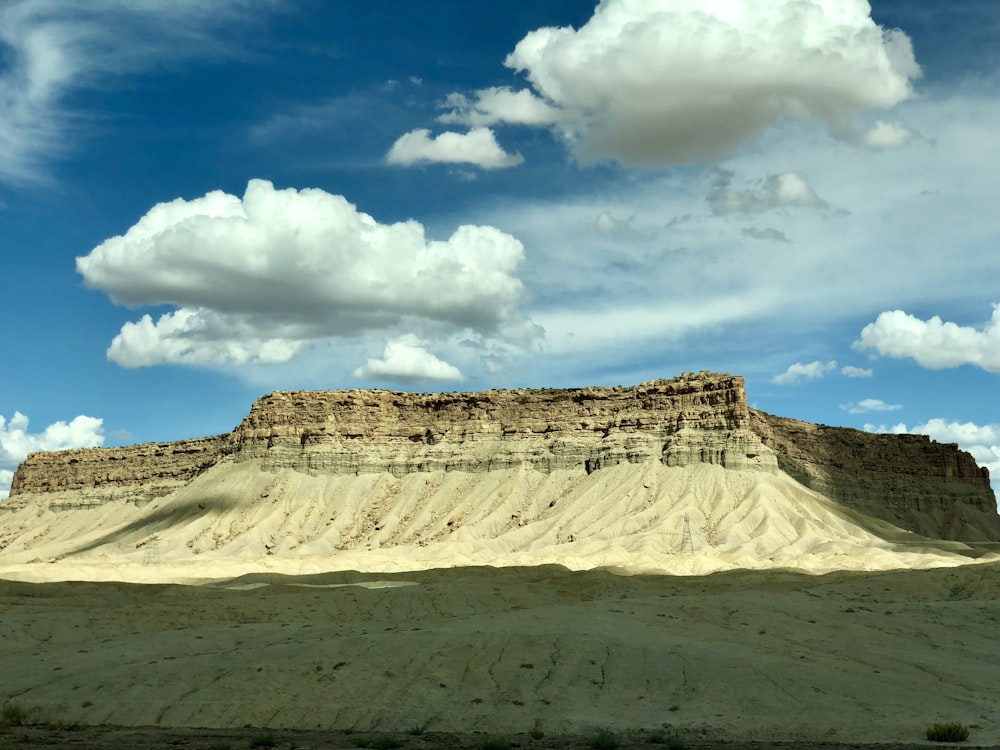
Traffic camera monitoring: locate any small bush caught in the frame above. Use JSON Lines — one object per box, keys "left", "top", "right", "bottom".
{"left": 248, "top": 733, "right": 277, "bottom": 748}
{"left": 0, "top": 703, "right": 30, "bottom": 727}
{"left": 529, "top": 728, "right": 545, "bottom": 740}
{"left": 369, "top": 736, "right": 402, "bottom": 750}
{"left": 926, "top": 723, "right": 970, "bottom": 742}
{"left": 407, "top": 721, "right": 430, "bottom": 736}
{"left": 590, "top": 728, "right": 620, "bottom": 750}
{"left": 478, "top": 739, "right": 510, "bottom": 750}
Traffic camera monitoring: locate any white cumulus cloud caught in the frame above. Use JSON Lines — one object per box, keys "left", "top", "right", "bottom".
{"left": 854, "top": 304, "right": 1000, "bottom": 373}
{"left": 0, "top": 412, "right": 104, "bottom": 498}
{"left": 772, "top": 360, "right": 837, "bottom": 385}
{"left": 438, "top": 87, "right": 563, "bottom": 128}
{"left": 352, "top": 335, "right": 466, "bottom": 384}
{"left": 709, "top": 170, "right": 827, "bottom": 215}
{"left": 77, "top": 179, "right": 535, "bottom": 369}
{"left": 386, "top": 127, "right": 523, "bottom": 169}
{"left": 859, "top": 119, "right": 914, "bottom": 148}
{"left": 863, "top": 422, "right": 909, "bottom": 435}
{"left": 841, "top": 398, "right": 901, "bottom": 414}
{"left": 841, "top": 365, "right": 873, "bottom": 378}
{"left": 459, "top": 0, "right": 921, "bottom": 165}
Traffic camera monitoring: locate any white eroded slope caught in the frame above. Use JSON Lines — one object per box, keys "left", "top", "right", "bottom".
{"left": 0, "top": 460, "right": 986, "bottom": 582}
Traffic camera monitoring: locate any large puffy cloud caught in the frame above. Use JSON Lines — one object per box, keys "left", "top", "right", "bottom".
{"left": 352, "top": 335, "right": 465, "bottom": 384}
{"left": 386, "top": 127, "right": 523, "bottom": 169}
{"left": 77, "top": 180, "right": 534, "bottom": 369}
{"left": 0, "top": 412, "right": 104, "bottom": 498}
{"left": 0, "top": 0, "right": 278, "bottom": 185}
{"left": 438, "top": 0, "right": 920, "bottom": 166}
{"left": 459, "top": 85, "right": 1000, "bottom": 387}
{"left": 854, "top": 305, "right": 1000, "bottom": 373}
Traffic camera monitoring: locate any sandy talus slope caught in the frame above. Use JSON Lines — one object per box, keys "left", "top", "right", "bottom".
{"left": 0, "top": 461, "right": 989, "bottom": 582}
{"left": 2, "top": 564, "right": 998, "bottom": 743}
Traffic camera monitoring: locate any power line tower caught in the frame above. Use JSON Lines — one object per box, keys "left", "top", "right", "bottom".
{"left": 142, "top": 532, "right": 161, "bottom": 566}
{"left": 678, "top": 513, "right": 695, "bottom": 553}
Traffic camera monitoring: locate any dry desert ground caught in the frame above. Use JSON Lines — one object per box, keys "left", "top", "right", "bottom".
{"left": 3, "top": 560, "right": 999, "bottom": 749}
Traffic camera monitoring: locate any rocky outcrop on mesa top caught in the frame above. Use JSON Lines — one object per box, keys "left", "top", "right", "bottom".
{"left": 227, "top": 372, "right": 774, "bottom": 476}
{"left": 4, "top": 372, "right": 997, "bottom": 541}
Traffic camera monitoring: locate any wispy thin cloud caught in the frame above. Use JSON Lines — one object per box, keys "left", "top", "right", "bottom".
{"left": 0, "top": 0, "right": 281, "bottom": 186}
{"left": 840, "top": 398, "right": 901, "bottom": 414}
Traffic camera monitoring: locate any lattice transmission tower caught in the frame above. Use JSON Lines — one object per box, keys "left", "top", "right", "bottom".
{"left": 142, "top": 531, "right": 162, "bottom": 566}
{"left": 678, "top": 513, "right": 695, "bottom": 553}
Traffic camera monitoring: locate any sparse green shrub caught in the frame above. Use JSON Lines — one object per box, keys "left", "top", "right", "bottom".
{"left": 590, "top": 728, "right": 620, "bottom": 750}
{"left": 666, "top": 736, "right": 684, "bottom": 750}
{"left": 248, "top": 732, "right": 277, "bottom": 748}
{"left": 647, "top": 732, "right": 666, "bottom": 744}
{"left": 926, "top": 723, "right": 969, "bottom": 742}
{"left": 478, "top": 739, "right": 510, "bottom": 750}
{"left": 529, "top": 728, "right": 545, "bottom": 740}
{"left": 369, "top": 735, "right": 402, "bottom": 750}
{"left": 407, "top": 721, "right": 430, "bottom": 736}
{"left": 0, "top": 703, "right": 30, "bottom": 727}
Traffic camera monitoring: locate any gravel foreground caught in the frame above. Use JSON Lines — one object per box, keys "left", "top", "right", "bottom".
{"left": 0, "top": 726, "right": 983, "bottom": 750}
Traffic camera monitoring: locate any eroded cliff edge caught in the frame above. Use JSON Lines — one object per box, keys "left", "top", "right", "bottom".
{"left": 6, "top": 372, "right": 998, "bottom": 541}
{"left": 750, "top": 410, "right": 995, "bottom": 541}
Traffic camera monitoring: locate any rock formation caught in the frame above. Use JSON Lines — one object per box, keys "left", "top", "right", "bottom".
{"left": 5, "top": 372, "right": 998, "bottom": 543}
{"left": 7, "top": 436, "right": 226, "bottom": 506}
{"left": 229, "top": 372, "right": 775, "bottom": 476}
{"left": 751, "top": 411, "right": 995, "bottom": 541}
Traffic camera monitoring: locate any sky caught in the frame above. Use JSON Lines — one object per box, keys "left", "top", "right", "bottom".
{"left": 2, "top": 0, "right": 999, "bottom": 498}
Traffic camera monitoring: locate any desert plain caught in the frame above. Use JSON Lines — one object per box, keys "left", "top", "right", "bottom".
{"left": 2, "top": 560, "right": 1000, "bottom": 749}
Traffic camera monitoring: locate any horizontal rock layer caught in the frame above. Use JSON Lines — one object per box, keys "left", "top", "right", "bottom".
{"left": 6, "top": 437, "right": 226, "bottom": 506}
{"left": 229, "top": 372, "right": 775, "bottom": 475}
{"left": 750, "top": 411, "right": 996, "bottom": 541}
{"left": 5, "top": 372, "right": 998, "bottom": 541}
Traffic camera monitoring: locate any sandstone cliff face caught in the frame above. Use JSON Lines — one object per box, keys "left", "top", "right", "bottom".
{"left": 6, "top": 437, "right": 227, "bottom": 508}
{"left": 229, "top": 372, "right": 775, "bottom": 476}
{"left": 750, "top": 410, "right": 997, "bottom": 542}
{"left": 4, "top": 372, "right": 997, "bottom": 543}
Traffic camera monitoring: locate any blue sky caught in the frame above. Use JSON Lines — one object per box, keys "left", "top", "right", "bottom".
{"left": 2, "top": 0, "right": 999, "bottom": 497}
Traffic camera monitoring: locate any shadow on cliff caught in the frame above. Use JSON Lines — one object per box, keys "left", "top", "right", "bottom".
{"left": 59, "top": 493, "right": 240, "bottom": 559}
